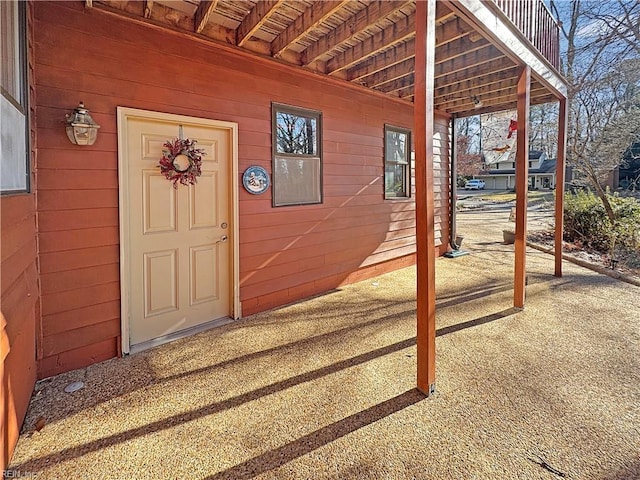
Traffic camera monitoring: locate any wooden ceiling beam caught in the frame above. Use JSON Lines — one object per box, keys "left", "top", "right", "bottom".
{"left": 327, "top": 13, "right": 415, "bottom": 75}
{"left": 236, "top": 0, "right": 285, "bottom": 47}
{"left": 363, "top": 44, "right": 502, "bottom": 89}
{"left": 434, "top": 67, "right": 518, "bottom": 97}
{"left": 339, "top": 15, "right": 473, "bottom": 79}
{"left": 374, "top": 74, "right": 415, "bottom": 94}
{"left": 435, "top": 78, "right": 520, "bottom": 104}
{"left": 454, "top": 93, "right": 557, "bottom": 116}
{"left": 349, "top": 39, "right": 416, "bottom": 81}
{"left": 348, "top": 33, "right": 488, "bottom": 83}
{"left": 194, "top": 0, "right": 219, "bottom": 34}
{"left": 302, "top": 1, "right": 409, "bottom": 66}
{"left": 435, "top": 35, "right": 490, "bottom": 65}
{"left": 434, "top": 45, "right": 502, "bottom": 78}
{"left": 435, "top": 56, "right": 515, "bottom": 90}
{"left": 440, "top": 85, "right": 548, "bottom": 110}
{"left": 144, "top": 0, "right": 153, "bottom": 19}
{"left": 271, "top": 1, "right": 349, "bottom": 58}
{"left": 434, "top": 17, "right": 472, "bottom": 46}
{"left": 362, "top": 57, "right": 414, "bottom": 88}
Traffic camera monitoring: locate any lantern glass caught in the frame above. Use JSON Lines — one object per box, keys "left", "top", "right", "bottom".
{"left": 65, "top": 102, "right": 100, "bottom": 145}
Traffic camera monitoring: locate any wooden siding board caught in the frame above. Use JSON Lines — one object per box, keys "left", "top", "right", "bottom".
{"left": 41, "top": 318, "right": 120, "bottom": 357}
{"left": 40, "top": 264, "right": 120, "bottom": 295}
{"left": 38, "top": 227, "right": 120, "bottom": 253}
{"left": 37, "top": 338, "right": 118, "bottom": 379}
{"left": 38, "top": 208, "right": 119, "bottom": 232}
{"left": 42, "top": 300, "right": 121, "bottom": 336}
{"left": 39, "top": 246, "right": 120, "bottom": 274}
{"left": 40, "top": 282, "right": 121, "bottom": 317}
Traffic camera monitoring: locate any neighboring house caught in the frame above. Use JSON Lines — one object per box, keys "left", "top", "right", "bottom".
{"left": 0, "top": 0, "right": 567, "bottom": 468}
{"left": 476, "top": 150, "right": 558, "bottom": 190}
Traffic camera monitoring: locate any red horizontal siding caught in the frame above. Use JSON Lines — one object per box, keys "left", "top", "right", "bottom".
{"left": 33, "top": 1, "right": 450, "bottom": 376}
{"left": 1, "top": 3, "right": 38, "bottom": 470}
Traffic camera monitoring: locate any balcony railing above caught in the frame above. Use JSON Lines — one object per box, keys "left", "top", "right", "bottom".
{"left": 492, "top": 0, "right": 561, "bottom": 70}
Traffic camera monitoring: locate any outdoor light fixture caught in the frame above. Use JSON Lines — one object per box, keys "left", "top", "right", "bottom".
{"left": 472, "top": 95, "right": 483, "bottom": 108}
{"left": 65, "top": 102, "right": 100, "bottom": 145}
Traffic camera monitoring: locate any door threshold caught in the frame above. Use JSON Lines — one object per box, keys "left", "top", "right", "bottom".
{"left": 128, "top": 316, "right": 235, "bottom": 355}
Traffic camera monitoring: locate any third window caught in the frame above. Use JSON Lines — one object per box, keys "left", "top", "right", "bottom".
{"left": 384, "top": 125, "right": 411, "bottom": 199}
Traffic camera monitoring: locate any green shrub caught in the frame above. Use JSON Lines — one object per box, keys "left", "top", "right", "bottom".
{"left": 563, "top": 191, "right": 640, "bottom": 253}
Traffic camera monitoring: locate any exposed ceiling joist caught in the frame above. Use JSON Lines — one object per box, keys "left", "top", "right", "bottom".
{"left": 440, "top": 85, "right": 548, "bottom": 110}
{"left": 328, "top": 13, "right": 415, "bottom": 75}
{"left": 271, "top": 1, "right": 350, "bottom": 58}
{"left": 194, "top": 0, "right": 218, "bottom": 34}
{"left": 347, "top": 29, "right": 486, "bottom": 83}
{"left": 435, "top": 56, "right": 515, "bottom": 89}
{"left": 348, "top": 39, "right": 415, "bottom": 81}
{"left": 144, "top": 0, "right": 153, "bottom": 19}
{"left": 236, "top": 0, "right": 285, "bottom": 47}
{"left": 302, "top": 1, "right": 408, "bottom": 66}
{"left": 362, "top": 57, "right": 414, "bottom": 88}
{"left": 436, "top": 77, "right": 522, "bottom": 103}
{"left": 435, "top": 71, "right": 519, "bottom": 99}
{"left": 435, "top": 35, "right": 490, "bottom": 65}
{"left": 375, "top": 74, "right": 415, "bottom": 94}
{"left": 434, "top": 45, "right": 502, "bottom": 78}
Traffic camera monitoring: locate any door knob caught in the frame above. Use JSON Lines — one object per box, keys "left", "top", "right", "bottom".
{"left": 216, "top": 235, "right": 228, "bottom": 244}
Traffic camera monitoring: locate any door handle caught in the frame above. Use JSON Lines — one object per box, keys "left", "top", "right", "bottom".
{"left": 215, "top": 235, "right": 228, "bottom": 244}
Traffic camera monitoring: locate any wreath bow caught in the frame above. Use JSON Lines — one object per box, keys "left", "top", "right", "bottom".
{"left": 159, "top": 138, "right": 206, "bottom": 188}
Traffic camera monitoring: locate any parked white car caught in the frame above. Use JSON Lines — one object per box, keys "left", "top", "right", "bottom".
{"left": 464, "top": 179, "right": 485, "bottom": 190}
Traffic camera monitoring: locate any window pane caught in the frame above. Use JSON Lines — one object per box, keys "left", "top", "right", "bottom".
{"left": 385, "top": 130, "right": 408, "bottom": 164}
{"left": 1, "top": 0, "right": 27, "bottom": 194}
{"left": 384, "top": 126, "right": 411, "bottom": 199}
{"left": 385, "top": 163, "right": 407, "bottom": 197}
{"left": 1, "top": 1, "right": 22, "bottom": 105}
{"left": 1, "top": 95, "right": 27, "bottom": 192}
{"left": 276, "top": 112, "right": 317, "bottom": 155}
{"left": 273, "top": 157, "right": 321, "bottom": 206}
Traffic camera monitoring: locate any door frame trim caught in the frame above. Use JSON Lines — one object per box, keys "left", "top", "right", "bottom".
{"left": 116, "top": 107, "right": 240, "bottom": 355}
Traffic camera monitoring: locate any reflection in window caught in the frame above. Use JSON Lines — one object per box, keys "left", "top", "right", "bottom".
{"left": 384, "top": 125, "right": 411, "bottom": 199}
{"left": 272, "top": 104, "right": 322, "bottom": 206}
{"left": 1, "top": 0, "right": 29, "bottom": 193}
{"left": 276, "top": 112, "right": 317, "bottom": 155}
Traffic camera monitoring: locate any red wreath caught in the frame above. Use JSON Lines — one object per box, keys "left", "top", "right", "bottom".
{"left": 159, "top": 138, "right": 206, "bottom": 188}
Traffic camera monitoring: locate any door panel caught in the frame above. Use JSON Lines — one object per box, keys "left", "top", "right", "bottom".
{"left": 124, "top": 117, "right": 231, "bottom": 347}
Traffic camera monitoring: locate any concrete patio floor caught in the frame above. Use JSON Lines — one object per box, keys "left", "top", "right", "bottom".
{"left": 9, "top": 219, "right": 640, "bottom": 479}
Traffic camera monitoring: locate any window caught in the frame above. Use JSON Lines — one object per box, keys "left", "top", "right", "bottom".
{"left": 1, "top": 0, "right": 29, "bottom": 193}
{"left": 384, "top": 125, "right": 411, "bottom": 199}
{"left": 272, "top": 103, "right": 322, "bottom": 207}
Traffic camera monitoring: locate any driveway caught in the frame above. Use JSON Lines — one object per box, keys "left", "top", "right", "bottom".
{"left": 9, "top": 218, "right": 640, "bottom": 479}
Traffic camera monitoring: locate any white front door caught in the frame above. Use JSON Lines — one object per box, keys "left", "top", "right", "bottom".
{"left": 118, "top": 108, "right": 238, "bottom": 352}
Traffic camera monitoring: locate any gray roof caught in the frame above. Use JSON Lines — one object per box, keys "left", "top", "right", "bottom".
{"left": 485, "top": 158, "right": 557, "bottom": 175}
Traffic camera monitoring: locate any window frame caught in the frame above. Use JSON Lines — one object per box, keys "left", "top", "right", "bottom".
{"left": 384, "top": 124, "right": 412, "bottom": 200}
{"left": 1, "top": 0, "right": 30, "bottom": 195}
{"left": 271, "top": 102, "right": 323, "bottom": 207}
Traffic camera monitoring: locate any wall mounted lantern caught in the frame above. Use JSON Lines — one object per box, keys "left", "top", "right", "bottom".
{"left": 65, "top": 102, "right": 100, "bottom": 145}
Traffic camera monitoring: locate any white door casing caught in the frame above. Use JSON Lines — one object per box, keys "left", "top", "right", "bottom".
{"left": 117, "top": 108, "right": 239, "bottom": 354}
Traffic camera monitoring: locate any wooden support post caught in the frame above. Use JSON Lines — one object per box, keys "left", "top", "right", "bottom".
{"left": 414, "top": 0, "right": 437, "bottom": 396}
{"left": 554, "top": 97, "right": 567, "bottom": 277}
{"left": 514, "top": 66, "right": 530, "bottom": 308}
